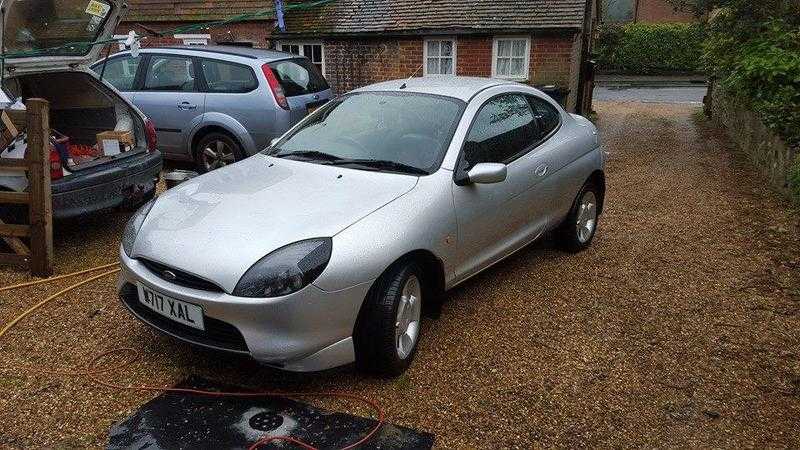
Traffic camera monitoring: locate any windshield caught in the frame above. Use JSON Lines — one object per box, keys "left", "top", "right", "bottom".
{"left": 268, "top": 92, "right": 465, "bottom": 174}
{"left": 3, "top": 0, "right": 114, "bottom": 57}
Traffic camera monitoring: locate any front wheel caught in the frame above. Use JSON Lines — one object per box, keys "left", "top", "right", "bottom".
{"left": 556, "top": 182, "right": 601, "bottom": 253}
{"left": 354, "top": 262, "right": 424, "bottom": 376}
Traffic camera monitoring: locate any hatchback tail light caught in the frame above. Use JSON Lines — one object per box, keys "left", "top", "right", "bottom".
{"left": 261, "top": 64, "right": 289, "bottom": 110}
{"left": 144, "top": 118, "right": 157, "bottom": 151}
{"left": 49, "top": 148, "right": 63, "bottom": 181}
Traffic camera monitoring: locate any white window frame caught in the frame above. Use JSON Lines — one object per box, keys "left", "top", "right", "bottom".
{"left": 276, "top": 40, "right": 326, "bottom": 76}
{"left": 423, "top": 37, "right": 457, "bottom": 76}
{"left": 175, "top": 34, "right": 211, "bottom": 46}
{"left": 491, "top": 36, "right": 531, "bottom": 81}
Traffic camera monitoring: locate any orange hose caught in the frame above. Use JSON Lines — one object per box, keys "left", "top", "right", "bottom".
{"left": 0, "top": 268, "right": 385, "bottom": 450}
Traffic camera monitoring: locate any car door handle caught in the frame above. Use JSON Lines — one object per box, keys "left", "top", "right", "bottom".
{"left": 535, "top": 165, "right": 549, "bottom": 177}
{"left": 177, "top": 102, "right": 197, "bottom": 110}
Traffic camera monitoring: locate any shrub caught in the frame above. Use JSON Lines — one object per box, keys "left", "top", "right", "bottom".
{"left": 706, "top": 18, "right": 800, "bottom": 149}
{"left": 596, "top": 22, "right": 706, "bottom": 74}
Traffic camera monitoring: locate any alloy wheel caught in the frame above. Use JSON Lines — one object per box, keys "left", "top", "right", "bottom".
{"left": 395, "top": 275, "right": 422, "bottom": 360}
{"left": 202, "top": 139, "right": 236, "bottom": 171}
{"left": 576, "top": 191, "right": 598, "bottom": 244}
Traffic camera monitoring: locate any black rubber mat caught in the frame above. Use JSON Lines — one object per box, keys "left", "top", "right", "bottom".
{"left": 108, "top": 377, "right": 434, "bottom": 449}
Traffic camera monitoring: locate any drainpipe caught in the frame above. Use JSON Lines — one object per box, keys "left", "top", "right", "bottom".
{"left": 575, "top": 0, "right": 595, "bottom": 115}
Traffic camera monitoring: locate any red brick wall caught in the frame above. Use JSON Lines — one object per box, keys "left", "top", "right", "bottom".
{"left": 530, "top": 35, "right": 574, "bottom": 88}
{"left": 456, "top": 37, "right": 492, "bottom": 77}
{"left": 323, "top": 34, "right": 580, "bottom": 110}
{"left": 322, "top": 39, "right": 423, "bottom": 94}
{"left": 636, "top": 0, "right": 695, "bottom": 23}
{"left": 115, "top": 21, "right": 273, "bottom": 48}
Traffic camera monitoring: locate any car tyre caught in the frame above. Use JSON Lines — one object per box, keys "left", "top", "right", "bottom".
{"left": 556, "top": 182, "right": 601, "bottom": 253}
{"left": 194, "top": 132, "right": 244, "bottom": 173}
{"left": 354, "top": 261, "right": 424, "bottom": 377}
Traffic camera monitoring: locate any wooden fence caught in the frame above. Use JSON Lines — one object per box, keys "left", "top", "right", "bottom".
{"left": 0, "top": 99, "right": 54, "bottom": 277}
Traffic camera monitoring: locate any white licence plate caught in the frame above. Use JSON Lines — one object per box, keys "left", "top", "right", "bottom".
{"left": 137, "top": 283, "right": 206, "bottom": 331}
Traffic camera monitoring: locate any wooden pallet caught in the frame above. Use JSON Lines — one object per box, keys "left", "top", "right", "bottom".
{"left": 0, "top": 99, "right": 54, "bottom": 277}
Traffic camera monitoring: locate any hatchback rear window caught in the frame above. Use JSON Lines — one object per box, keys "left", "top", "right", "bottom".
{"left": 4, "top": 0, "right": 114, "bottom": 57}
{"left": 268, "top": 59, "right": 329, "bottom": 97}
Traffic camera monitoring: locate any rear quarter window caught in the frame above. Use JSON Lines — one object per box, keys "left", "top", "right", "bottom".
{"left": 268, "top": 58, "right": 329, "bottom": 97}
{"left": 94, "top": 56, "right": 142, "bottom": 91}
{"left": 528, "top": 96, "right": 562, "bottom": 137}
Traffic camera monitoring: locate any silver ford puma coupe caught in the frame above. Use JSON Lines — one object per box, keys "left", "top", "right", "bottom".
{"left": 118, "top": 77, "right": 606, "bottom": 376}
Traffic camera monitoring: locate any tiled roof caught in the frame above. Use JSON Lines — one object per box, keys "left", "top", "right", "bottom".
{"left": 282, "top": 0, "right": 588, "bottom": 35}
{"left": 123, "top": 0, "right": 275, "bottom": 22}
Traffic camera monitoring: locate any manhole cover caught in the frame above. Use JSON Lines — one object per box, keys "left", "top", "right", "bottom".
{"left": 249, "top": 411, "right": 284, "bottom": 432}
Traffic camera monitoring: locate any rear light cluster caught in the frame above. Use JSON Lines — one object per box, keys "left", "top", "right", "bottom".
{"left": 144, "top": 119, "right": 158, "bottom": 152}
{"left": 261, "top": 64, "right": 289, "bottom": 110}
{"left": 49, "top": 148, "right": 63, "bottom": 181}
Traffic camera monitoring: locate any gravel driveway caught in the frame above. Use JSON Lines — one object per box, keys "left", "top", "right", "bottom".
{"left": 1, "top": 101, "right": 798, "bottom": 448}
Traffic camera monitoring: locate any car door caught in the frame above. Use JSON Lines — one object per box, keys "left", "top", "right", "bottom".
{"left": 451, "top": 93, "right": 549, "bottom": 281}
{"left": 134, "top": 54, "right": 206, "bottom": 157}
{"left": 526, "top": 94, "right": 586, "bottom": 225}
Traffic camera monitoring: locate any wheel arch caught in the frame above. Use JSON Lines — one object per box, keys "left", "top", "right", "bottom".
{"left": 587, "top": 169, "right": 606, "bottom": 215}
{"left": 353, "top": 249, "right": 446, "bottom": 335}
{"left": 188, "top": 113, "right": 256, "bottom": 157}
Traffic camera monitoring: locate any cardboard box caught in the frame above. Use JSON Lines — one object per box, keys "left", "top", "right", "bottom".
{"left": 96, "top": 130, "right": 134, "bottom": 146}
{"left": 97, "top": 130, "right": 135, "bottom": 157}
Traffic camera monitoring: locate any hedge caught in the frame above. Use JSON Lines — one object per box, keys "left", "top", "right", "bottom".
{"left": 706, "top": 17, "right": 800, "bottom": 151}
{"left": 596, "top": 23, "right": 706, "bottom": 74}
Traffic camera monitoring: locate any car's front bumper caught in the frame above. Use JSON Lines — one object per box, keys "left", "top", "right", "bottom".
{"left": 52, "top": 150, "right": 162, "bottom": 220}
{"left": 117, "top": 249, "right": 372, "bottom": 372}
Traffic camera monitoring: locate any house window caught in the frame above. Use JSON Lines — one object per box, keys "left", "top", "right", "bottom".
{"left": 175, "top": 34, "right": 211, "bottom": 46}
{"left": 423, "top": 38, "right": 456, "bottom": 76}
{"left": 277, "top": 41, "right": 325, "bottom": 75}
{"left": 492, "top": 36, "right": 531, "bottom": 80}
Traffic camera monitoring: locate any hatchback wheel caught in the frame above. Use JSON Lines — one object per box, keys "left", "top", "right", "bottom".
{"left": 354, "top": 261, "right": 424, "bottom": 376}
{"left": 195, "top": 133, "right": 243, "bottom": 173}
{"left": 557, "top": 182, "right": 601, "bottom": 252}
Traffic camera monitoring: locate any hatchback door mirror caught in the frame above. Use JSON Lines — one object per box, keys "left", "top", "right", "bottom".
{"left": 467, "top": 163, "right": 507, "bottom": 184}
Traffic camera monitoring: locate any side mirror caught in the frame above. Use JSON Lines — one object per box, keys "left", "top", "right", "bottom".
{"left": 466, "top": 163, "right": 507, "bottom": 185}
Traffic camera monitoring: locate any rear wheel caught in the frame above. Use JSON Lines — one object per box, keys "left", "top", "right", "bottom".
{"left": 194, "top": 133, "right": 244, "bottom": 173}
{"left": 556, "top": 182, "right": 601, "bottom": 253}
{"left": 354, "top": 261, "right": 424, "bottom": 376}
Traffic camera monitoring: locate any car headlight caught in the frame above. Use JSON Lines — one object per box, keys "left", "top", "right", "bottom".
{"left": 233, "top": 238, "right": 332, "bottom": 298}
{"left": 122, "top": 198, "right": 156, "bottom": 257}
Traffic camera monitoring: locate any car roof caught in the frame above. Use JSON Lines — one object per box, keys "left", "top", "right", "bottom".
{"left": 133, "top": 45, "right": 297, "bottom": 62}
{"left": 352, "top": 76, "right": 518, "bottom": 102}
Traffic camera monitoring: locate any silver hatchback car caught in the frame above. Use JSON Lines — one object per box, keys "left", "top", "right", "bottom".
{"left": 91, "top": 46, "right": 332, "bottom": 172}
{"left": 118, "top": 77, "right": 606, "bottom": 376}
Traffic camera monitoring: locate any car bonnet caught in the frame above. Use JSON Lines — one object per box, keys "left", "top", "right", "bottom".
{"left": 132, "top": 154, "right": 420, "bottom": 293}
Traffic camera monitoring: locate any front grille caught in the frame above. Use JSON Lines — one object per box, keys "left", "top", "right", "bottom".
{"left": 120, "top": 283, "right": 248, "bottom": 352}
{"left": 140, "top": 259, "right": 224, "bottom": 293}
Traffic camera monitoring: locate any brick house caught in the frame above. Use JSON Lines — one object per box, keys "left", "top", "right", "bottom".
{"left": 116, "top": 0, "right": 599, "bottom": 114}
{"left": 276, "top": 0, "right": 600, "bottom": 114}
{"left": 603, "top": 0, "right": 696, "bottom": 23}
{"left": 116, "top": 0, "right": 276, "bottom": 49}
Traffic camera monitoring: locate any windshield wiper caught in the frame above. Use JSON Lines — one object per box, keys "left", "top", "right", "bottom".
{"left": 274, "top": 150, "right": 343, "bottom": 162}
{"left": 327, "top": 159, "right": 429, "bottom": 175}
